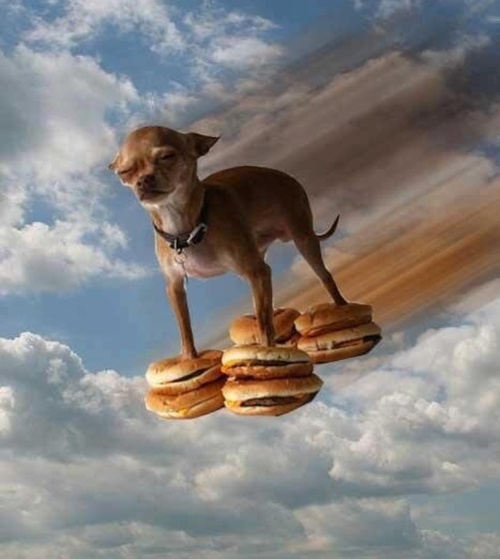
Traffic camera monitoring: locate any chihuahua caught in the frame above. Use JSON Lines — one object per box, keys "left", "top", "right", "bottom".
{"left": 109, "top": 126, "right": 347, "bottom": 359}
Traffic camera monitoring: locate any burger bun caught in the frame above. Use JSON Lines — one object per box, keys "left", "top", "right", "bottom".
{"left": 298, "top": 322, "right": 382, "bottom": 364}
{"left": 145, "top": 378, "right": 225, "bottom": 419}
{"left": 229, "top": 308, "right": 300, "bottom": 345}
{"left": 295, "top": 302, "right": 373, "bottom": 337}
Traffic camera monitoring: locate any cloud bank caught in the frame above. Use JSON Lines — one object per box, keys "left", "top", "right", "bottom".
{"left": 1, "top": 298, "right": 500, "bottom": 557}
{"left": 0, "top": 45, "right": 146, "bottom": 294}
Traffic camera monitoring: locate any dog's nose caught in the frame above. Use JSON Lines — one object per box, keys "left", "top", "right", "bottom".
{"left": 136, "top": 173, "right": 156, "bottom": 190}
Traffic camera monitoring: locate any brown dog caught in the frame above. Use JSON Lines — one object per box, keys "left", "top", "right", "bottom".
{"left": 109, "top": 126, "right": 347, "bottom": 359}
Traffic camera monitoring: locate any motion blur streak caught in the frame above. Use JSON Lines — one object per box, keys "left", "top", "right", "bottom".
{"left": 195, "top": 30, "right": 500, "bottom": 349}
{"left": 284, "top": 178, "right": 500, "bottom": 330}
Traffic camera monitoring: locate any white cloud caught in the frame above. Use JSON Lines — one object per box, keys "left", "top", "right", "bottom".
{"left": 211, "top": 37, "right": 283, "bottom": 69}
{"left": 131, "top": 84, "right": 200, "bottom": 129}
{"left": 464, "top": 0, "right": 499, "bottom": 16}
{"left": 0, "top": 219, "right": 146, "bottom": 296}
{"left": 0, "top": 45, "right": 138, "bottom": 184}
{"left": 24, "top": 0, "right": 184, "bottom": 53}
{"left": 0, "top": 45, "right": 149, "bottom": 294}
{"left": 185, "top": 9, "right": 276, "bottom": 41}
{"left": 376, "top": 0, "right": 422, "bottom": 19}
{"left": 351, "top": 0, "right": 420, "bottom": 17}
{"left": 421, "top": 33, "right": 491, "bottom": 68}
{"left": 0, "top": 182, "right": 26, "bottom": 229}
{"left": 328, "top": 310, "right": 500, "bottom": 496}
{"left": 184, "top": 5, "right": 282, "bottom": 76}
{"left": 296, "top": 499, "right": 422, "bottom": 555}
{"left": 24, "top": 0, "right": 283, "bottom": 84}
{"left": 2, "top": 300, "right": 500, "bottom": 556}
{"left": 0, "top": 387, "right": 14, "bottom": 435}
{"left": 468, "top": 533, "right": 500, "bottom": 559}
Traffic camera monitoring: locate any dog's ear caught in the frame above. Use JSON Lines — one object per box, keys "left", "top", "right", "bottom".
{"left": 108, "top": 153, "right": 119, "bottom": 171}
{"left": 186, "top": 132, "right": 220, "bottom": 158}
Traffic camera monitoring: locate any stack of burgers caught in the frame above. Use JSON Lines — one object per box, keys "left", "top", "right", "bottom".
{"left": 145, "top": 350, "right": 225, "bottom": 420}
{"left": 222, "top": 308, "right": 323, "bottom": 416}
{"left": 143, "top": 305, "right": 382, "bottom": 421}
{"left": 295, "top": 303, "right": 382, "bottom": 364}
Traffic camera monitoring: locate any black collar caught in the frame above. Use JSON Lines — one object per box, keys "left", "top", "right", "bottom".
{"left": 152, "top": 194, "right": 208, "bottom": 254}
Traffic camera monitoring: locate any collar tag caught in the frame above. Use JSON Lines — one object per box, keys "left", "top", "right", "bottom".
{"left": 186, "top": 223, "right": 208, "bottom": 246}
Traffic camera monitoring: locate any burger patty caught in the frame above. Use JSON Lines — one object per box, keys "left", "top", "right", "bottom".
{"left": 242, "top": 396, "right": 298, "bottom": 406}
{"left": 170, "top": 368, "right": 205, "bottom": 383}
{"left": 332, "top": 334, "right": 382, "bottom": 349}
{"left": 235, "top": 359, "right": 304, "bottom": 367}
{"left": 241, "top": 394, "right": 315, "bottom": 407}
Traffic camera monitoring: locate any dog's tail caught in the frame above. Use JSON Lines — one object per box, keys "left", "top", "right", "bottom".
{"left": 316, "top": 214, "right": 340, "bottom": 241}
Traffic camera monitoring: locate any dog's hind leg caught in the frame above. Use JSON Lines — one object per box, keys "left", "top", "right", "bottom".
{"left": 242, "top": 260, "right": 276, "bottom": 346}
{"left": 290, "top": 216, "right": 348, "bottom": 306}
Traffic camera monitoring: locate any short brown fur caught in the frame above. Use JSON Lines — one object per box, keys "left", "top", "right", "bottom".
{"left": 109, "top": 126, "right": 348, "bottom": 359}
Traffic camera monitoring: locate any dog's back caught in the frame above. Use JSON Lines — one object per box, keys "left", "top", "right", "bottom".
{"left": 203, "top": 166, "right": 309, "bottom": 225}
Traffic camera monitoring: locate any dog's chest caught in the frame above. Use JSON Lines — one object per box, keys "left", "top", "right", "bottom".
{"left": 165, "top": 246, "right": 226, "bottom": 279}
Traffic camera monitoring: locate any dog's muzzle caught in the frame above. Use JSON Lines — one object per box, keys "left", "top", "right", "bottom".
{"left": 136, "top": 174, "right": 160, "bottom": 200}
{"left": 136, "top": 174, "right": 156, "bottom": 192}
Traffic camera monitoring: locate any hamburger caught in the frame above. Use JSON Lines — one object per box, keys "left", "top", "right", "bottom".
{"left": 229, "top": 308, "right": 300, "bottom": 346}
{"left": 297, "top": 321, "right": 382, "bottom": 364}
{"left": 221, "top": 345, "right": 312, "bottom": 380}
{"left": 222, "top": 374, "right": 323, "bottom": 416}
{"left": 221, "top": 344, "right": 319, "bottom": 417}
{"left": 295, "top": 302, "right": 373, "bottom": 337}
{"left": 145, "top": 378, "right": 225, "bottom": 419}
{"left": 146, "top": 350, "right": 223, "bottom": 395}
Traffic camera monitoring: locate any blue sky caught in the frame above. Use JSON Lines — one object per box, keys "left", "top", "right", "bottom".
{"left": 1, "top": 1, "right": 500, "bottom": 558}
{"left": 0, "top": 0, "right": 353, "bottom": 374}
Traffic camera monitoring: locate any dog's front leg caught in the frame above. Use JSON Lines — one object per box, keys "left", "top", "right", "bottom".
{"left": 166, "top": 277, "right": 197, "bottom": 360}
{"left": 244, "top": 261, "right": 276, "bottom": 346}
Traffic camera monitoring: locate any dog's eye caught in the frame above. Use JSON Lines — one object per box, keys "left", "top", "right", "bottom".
{"left": 118, "top": 168, "right": 132, "bottom": 176}
{"left": 159, "top": 152, "right": 175, "bottom": 161}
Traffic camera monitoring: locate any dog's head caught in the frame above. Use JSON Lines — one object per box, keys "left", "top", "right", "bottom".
{"left": 108, "top": 126, "right": 219, "bottom": 208}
